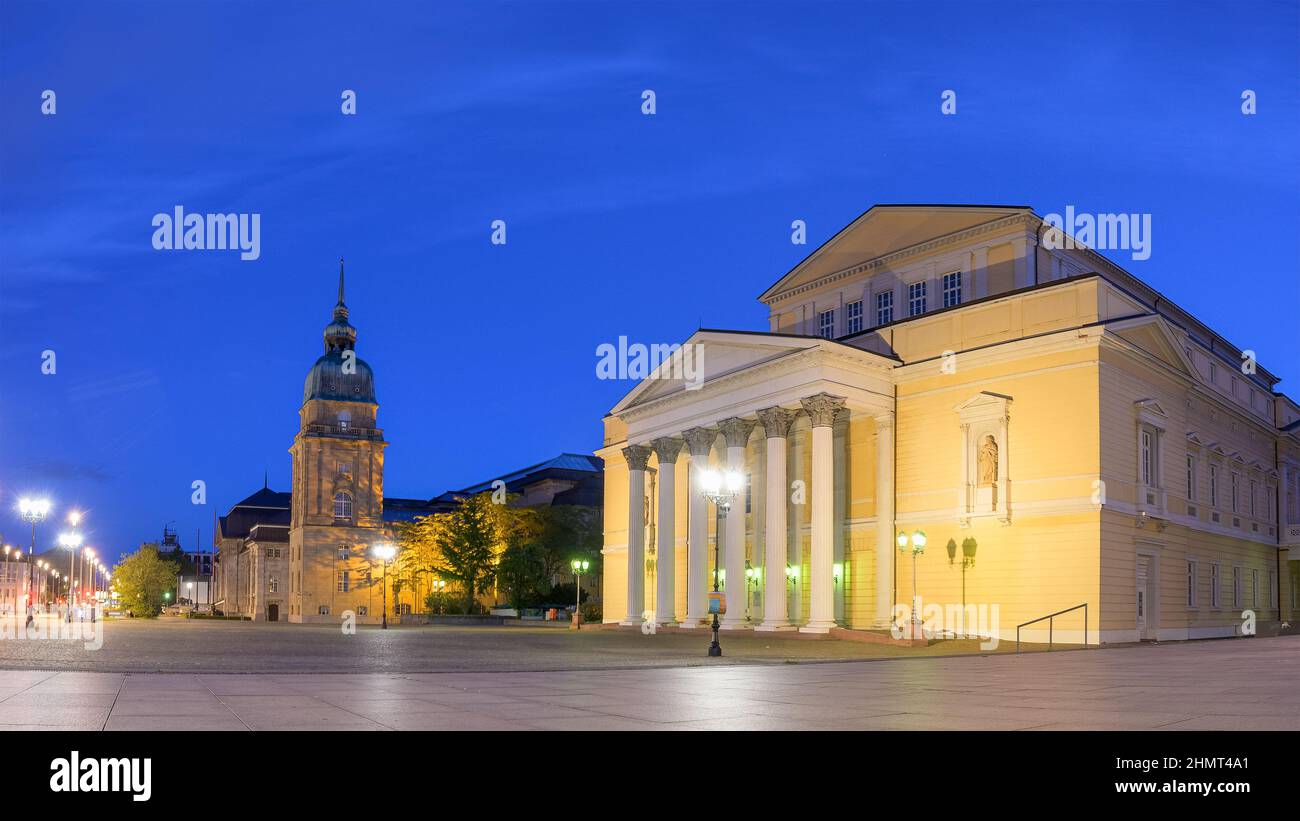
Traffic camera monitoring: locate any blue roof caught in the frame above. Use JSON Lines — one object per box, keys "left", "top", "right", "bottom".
{"left": 456, "top": 453, "right": 603, "bottom": 495}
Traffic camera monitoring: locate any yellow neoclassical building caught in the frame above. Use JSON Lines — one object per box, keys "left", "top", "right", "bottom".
{"left": 597, "top": 205, "right": 1300, "bottom": 644}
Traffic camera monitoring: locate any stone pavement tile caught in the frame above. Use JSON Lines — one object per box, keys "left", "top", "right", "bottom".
{"left": 673, "top": 715, "right": 850, "bottom": 731}
{"left": 23, "top": 673, "right": 124, "bottom": 694}
{"left": 0, "top": 705, "right": 109, "bottom": 728}
{"left": 460, "top": 702, "right": 609, "bottom": 721}
{"left": 214, "top": 694, "right": 333, "bottom": 710}
{"left": 230, "top": 708, "right": 390, "bottom": 731}
{"left": 110, "top": 698, "right": 235, "bottom": 717}
{"left": 514, "top": 714, "right": 678, "bottom": 731}
{"left": 195, "top": 675, "right": 286, "bottom": 695}
{"left": 0, "top": 691, "right": 119, "bottom": 708}
{"left": 1158, "top": 714, "right": 1300, "bottom": 731}
{"left": 105, "top": 714, "right": 249, "bottom": 731}
{"left": 0, "top": 723, "right": 92, "bottom": 731}
{"left": 593, "top": 703, "right": 760, "bottom": 724}
{"left": 838, "top": 712, "right": 1050, "bottom": 730}
{"left": 319, "top": 698, "right": 465, "bottom": 722}
{"left": 384, "top": 712, "right": 535, "bottom": 731}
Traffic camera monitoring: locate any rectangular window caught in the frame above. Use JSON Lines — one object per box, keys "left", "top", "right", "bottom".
{"left": 845, "top": 300, "right": 863, "bottom": 334}
{"left": 1269, "top": 570, "right": 1277, "bottom": 608}
{"left": 269, "top": 577, "right": 279, "bottom": 593}
{"left": 908, "top": 281, "right": 927, "bottom": 316}
{"left": 1251, "top": 569, "right": 1259, "bottom": 608}
{"left": 876, "top": 291, "right": 893, "bottom": 325}
{"left": 1231, "top": 473, "right": 1239, "bottom": 513}
{"left": 1140, "top": 429, "right": 1155, "bottom": 487}
{"left": 1186, "top": 561, "right": 1197, "bottom": 607}
{"left": 318, "top": 605, "right": 330, "bottom": 616}
{"left": 1249, "top": 480, "right": 1257, "bottom": 517}
{"left": 1210, "top": 564, "right": 1221, "bottom": 608}
{"left": 1209, "top": 465, "right": 1219, "bottom": 507}
{"left": 942, "top": 272, "right": 962, "bottom": 307}
{"left": 338, "top": 461, "right": 352, "bottom": 477}
{"left": 1186, "top": 455, "right": 1195, "bottom": 501}
{"left": 337, "top": 570, "right": 350, "bottom": 593}
{"left": 818, "top": 309, "right": 835, "bottom": 339}
{"left": 1232, "top": 566, "right": 1242, "bottom": 609}
{"left": 337, "top": 545, "right": 350, "bottom": 561}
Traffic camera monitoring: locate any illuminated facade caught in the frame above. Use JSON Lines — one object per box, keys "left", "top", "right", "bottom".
{"left": 599, "top": 205, "right": 1300, "bottom": 643}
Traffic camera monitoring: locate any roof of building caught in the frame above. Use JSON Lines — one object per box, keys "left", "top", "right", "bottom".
{"left": 455, "top": 453, "right": 604, "bottom": 496}
{"left": 303, "top": 260, "right": 378, "bottom": 405}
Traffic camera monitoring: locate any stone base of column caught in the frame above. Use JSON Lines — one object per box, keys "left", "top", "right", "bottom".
{"left": 619, "top": 618, "right": 644, "bottom": 627}
{"left": 654, "top": 616, "right": 679, "bottom": 627}
{"left": 718, "top": 619, "right": 752, "bottom": 630}
{"left": 754, "top": 622, "right": 797, "bottom": 632}
{"left": 799, "top": 620, "right": 836, "bottom": 634}
{"left": 677, "top": 618, "right": 707, "bottom": 629}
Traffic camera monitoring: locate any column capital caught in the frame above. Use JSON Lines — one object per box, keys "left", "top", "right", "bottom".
{"left": 756, "top": 406, "right": 797, "bottom": 439}
{"left": 719, "top": 417, "right": 757, "bottom": 448}
{"left": 801, "top": 393, "right": 847, "bottom": 428}
{"left": 622, "top": 444, "right": 652, "bottom": 472}
{"left": 681, "top": 427, "right": 717, "bottom": 457}
{"left": 650, "top": 437, "right": 684, "bottom": 464}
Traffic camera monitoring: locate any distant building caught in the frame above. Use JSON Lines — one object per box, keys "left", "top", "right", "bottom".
{"left": 212, "top": 263, "right": 603, "bottom": 622}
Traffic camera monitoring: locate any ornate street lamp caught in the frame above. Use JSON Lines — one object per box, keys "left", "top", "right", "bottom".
{"left": 58, "top": 531, "right": 82, "bottom": 621}
{"left": 19, "top": 498, "right": 51, "bottom": 620}
{"left": 897, "top": 530, "right": 928, "bottom": 640}
{"left": 699, "top": 467, "right": 743, "bottom": 658}
{"left": 570, "top": 559, "right": 590, "bottom": 629}
{"left": 371, "top": 543, "right": 396, "bottom": 628}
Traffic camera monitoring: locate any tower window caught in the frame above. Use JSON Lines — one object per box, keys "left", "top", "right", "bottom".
{"left": 333, "top": 492, "right": 353, "bottom": 520}
{"left": 338, "top": 411, "right": 351, "bottom": 430}
{"left": 337, "top": 570, "right": 350, "bottom": 592}
{"left": 338, "top": 461, "right": 352, "bottom": 477}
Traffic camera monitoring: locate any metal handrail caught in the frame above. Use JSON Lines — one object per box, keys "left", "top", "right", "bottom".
{"left": 1016, "top": 602, "right": 1087, "bottom": 653}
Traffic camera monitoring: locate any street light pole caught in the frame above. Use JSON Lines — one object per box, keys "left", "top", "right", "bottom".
{"left": 371, "top": 543, "right": 396, "bottom": 628}
{"left": 570, "top": 559, "right": 589, "bottom": 629}
{"left": 19, "top": 498, "right": 51, "bottom": 625}
{"left": 896, "top": 530, "right": 927, "bottom": 640}
{"left": 699, "top": 468, "right": 743, "bottom": 658}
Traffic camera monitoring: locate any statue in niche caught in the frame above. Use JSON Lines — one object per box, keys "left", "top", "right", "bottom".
{"left": 978, "top": 435, "right": 999, "bottom": 486}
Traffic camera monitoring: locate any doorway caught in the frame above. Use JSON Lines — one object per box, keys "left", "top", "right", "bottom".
{"left": 267, "top": 603, "right": 279, "bottom": 622}
{"left": 1136, "top": 557, "right": 1156, "bottom": 641}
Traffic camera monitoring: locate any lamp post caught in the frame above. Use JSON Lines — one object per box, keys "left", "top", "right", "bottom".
{"left": 430, "top": 579, "right": 446, "bottom": 614}
{"left": 371, "top": 543, "right": 396, "bottom": 628}
{"left": 83, "top": 548, "right": 97, "bottom": 622}
{"left": 2, "top": 544, "right": 10, "bottom": 616}
{"left": 59, "top": 531, "right": 82, "bottom": 621}
{"left": 896, "top": 530, "right": 927, "bottom": 640}
{"left": 699, "top": 468, "right": 743, "bottom": 658}
{"left": 19, "top": 498, "right": 51, "bottom": 621}
{"left": 570, "top": 559, "right": 590, "bottom": 629}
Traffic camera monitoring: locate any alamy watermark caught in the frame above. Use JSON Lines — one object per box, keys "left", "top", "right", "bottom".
{"left": 596, "top": 337, "right": 704, "bottom": 390}
{"left": 1042, "top": 205, "right": 1151, "bottom": 261}
{"left": 151, "top": 206, "right": 261, "bottom": 260}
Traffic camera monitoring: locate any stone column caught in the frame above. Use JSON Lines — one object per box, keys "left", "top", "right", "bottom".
{"left": 874, "top": 412, "right": 895, "bottom": 628}
{"left": 621, "top": 444, "right": 651, "bottom": 625}
{"left": 681, "top": 427, "right": 717, "bottom": 627}
{"left": 800, "top": 393, "right": 845, "bottom": 633}
{"left": 756, "top": 407, "right": 797, "bottom": 631}
{"left": 719, "top": 417, "right": 755, "bottom": 629}
{"left": 651, "top": 437, "right": 683, "bottom": 625}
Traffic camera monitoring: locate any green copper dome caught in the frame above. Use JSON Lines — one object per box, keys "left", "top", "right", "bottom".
{"left": 302, "top": 259, "right": 377, "bottom": 405}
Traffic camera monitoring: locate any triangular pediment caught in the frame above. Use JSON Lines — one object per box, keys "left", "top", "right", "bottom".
{"left": 1108, "top": 316, "right": 1196, "bottom": 379}
{"left": 760, "top": 205, "right": 1032, "bottom": 303}
{"left": 609, "top": 331, "right": 824, "bottom": 415}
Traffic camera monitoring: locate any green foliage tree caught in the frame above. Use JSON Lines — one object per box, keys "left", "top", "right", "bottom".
{"left": 399, "top": 492, "right": 503, "bottom": 614}
{"left": 496, "top": 541, "right": 548, "bottom": 610}
{"left": 112, "top": 545, "right": 179, "bottom": 618}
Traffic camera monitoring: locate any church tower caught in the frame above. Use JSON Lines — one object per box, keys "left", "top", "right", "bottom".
{"left": 287, "top": 260, "right": 388, "bottom": 623}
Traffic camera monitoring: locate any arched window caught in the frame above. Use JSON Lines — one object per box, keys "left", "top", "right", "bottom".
{"left": 333, "top": 492, "right": 353, "bottom": 520}
{"left": 338, "top": 411, "right": 351, "bottom": 430}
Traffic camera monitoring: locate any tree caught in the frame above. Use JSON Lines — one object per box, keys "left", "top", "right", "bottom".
{"left": 398, "top": 492, "right": 504, "bottom": 614}
{"left": 496, "top": 541, "right": 548, "bottom": 610}
{"left": 112, "top": 545, "right": 179, "bottom": 618}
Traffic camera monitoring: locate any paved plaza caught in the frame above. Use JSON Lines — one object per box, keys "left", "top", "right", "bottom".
{"left": 0, "top": 617, "right": 1296, "bottom": 730}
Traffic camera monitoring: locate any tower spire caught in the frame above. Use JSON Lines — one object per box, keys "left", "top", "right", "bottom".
{"left": 337, "top": 256, "right": 346, "bottom": 307}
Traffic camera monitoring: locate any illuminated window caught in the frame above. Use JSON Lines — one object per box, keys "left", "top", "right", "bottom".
{"left": 337, "top": 570, "right": 350, "bottom": 592}
{"left": 318, "top": 605, "right": 330, "bottom": 616}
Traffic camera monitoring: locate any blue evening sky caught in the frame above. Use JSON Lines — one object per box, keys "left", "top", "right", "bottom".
{"left": 1, "top": 1, "right": 1297, "bottom": 565}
